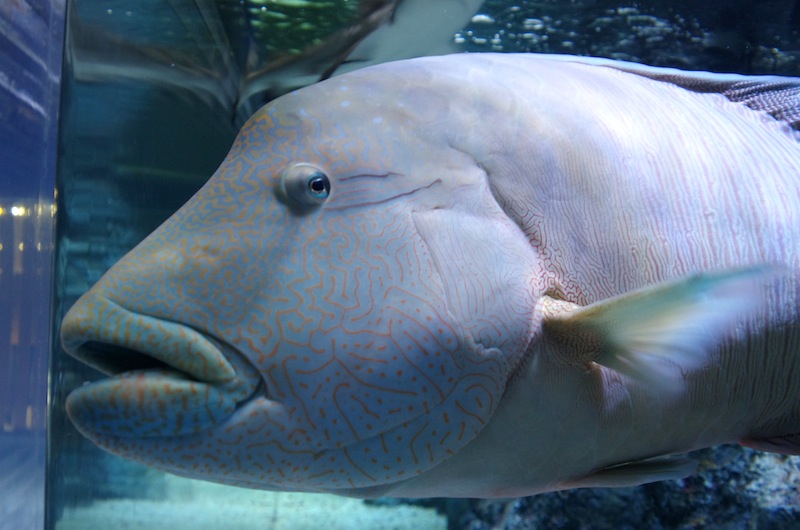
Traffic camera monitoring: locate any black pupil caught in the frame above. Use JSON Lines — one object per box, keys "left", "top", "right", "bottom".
{"left": 308, "top": 175, "right": 328, "bottom": 195}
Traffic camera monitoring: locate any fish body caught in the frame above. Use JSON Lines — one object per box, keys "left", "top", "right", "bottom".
{"left": 61, "top": 53, "right": 800, "bottom": 498}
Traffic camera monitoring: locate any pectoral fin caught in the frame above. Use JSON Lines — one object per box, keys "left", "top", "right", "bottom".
{"left": 542, "top": 266, "right": 777, "bottom": 389}
{"left": 565, "top": 455, "right": 697, "bottom": 489}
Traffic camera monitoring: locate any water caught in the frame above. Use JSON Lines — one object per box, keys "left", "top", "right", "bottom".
{"left": 1, "top": 0, "right": 799, "bottom": 528}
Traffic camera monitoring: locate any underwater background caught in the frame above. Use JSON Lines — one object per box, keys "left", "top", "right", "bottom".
{"left": 2, "top": 0, "right": 800, "bottom": 528}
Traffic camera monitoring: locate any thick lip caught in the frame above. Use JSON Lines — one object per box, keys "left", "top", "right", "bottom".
{"left": 61, "top": 292, "right": 237, "bottom": 384}
{"left": 61, "top": 291, "right": 267, "bottom": 439}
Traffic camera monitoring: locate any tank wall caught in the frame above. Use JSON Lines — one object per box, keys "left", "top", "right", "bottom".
{"left": 0, "top": 0, "right": 66, "bottom": 528}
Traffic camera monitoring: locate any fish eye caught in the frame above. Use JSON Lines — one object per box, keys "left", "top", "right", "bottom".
{"left": 279, "top": 163, "right": 331, "bottom": 206}
{"left": 306, "top": 173, "right": 330, "bottom": 199}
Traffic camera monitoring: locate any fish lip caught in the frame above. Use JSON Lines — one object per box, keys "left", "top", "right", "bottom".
{"left": 61, "top": 293, "right": 237, "bottom": 384}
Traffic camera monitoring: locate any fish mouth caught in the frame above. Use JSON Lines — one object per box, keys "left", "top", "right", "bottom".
{"left": 61, "top": 292, "right": 261, "bottom": 438}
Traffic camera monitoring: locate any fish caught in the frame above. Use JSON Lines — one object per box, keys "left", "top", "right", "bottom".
{"left": 69, "top": 0, "right": 483, "bottom": 121}
{"left": 242, "top": 0, "right": 485, "bottom": 104}
{"left": 60, "top": 53, "right": 800, "bottom": 498}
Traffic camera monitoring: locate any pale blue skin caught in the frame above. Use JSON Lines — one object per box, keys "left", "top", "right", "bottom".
{"left": 61, "top": 54, "right": 800, "bottom": 498}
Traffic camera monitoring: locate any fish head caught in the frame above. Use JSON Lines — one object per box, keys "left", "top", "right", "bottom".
{"left": 61, "top": 60, "right": 543, "bottom": 492}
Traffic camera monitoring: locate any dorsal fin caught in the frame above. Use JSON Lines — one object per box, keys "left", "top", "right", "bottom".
{"left": 615, "top": 70, "right": 800, "bottom": 132}
{"left": 539, "top": 54, "right": 800, "bottom": 132}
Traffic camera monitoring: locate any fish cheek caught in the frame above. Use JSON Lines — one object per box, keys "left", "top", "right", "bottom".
{"left": 411, "top": 206, "right": 540, "bottom": 369}
{"left": 186, "top": 208, "right": 508, "bottom": 490}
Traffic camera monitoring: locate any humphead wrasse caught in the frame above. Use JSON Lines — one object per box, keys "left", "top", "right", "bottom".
{"left": 61, "top": 53, "right": 800, "bottom": 498}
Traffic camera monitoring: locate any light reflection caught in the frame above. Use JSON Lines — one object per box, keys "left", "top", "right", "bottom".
{"left": 1, "top": 197, "right": 54, "bottom": 436}
{"left": 0, "top": 199, "right": 54, "bottom": 277}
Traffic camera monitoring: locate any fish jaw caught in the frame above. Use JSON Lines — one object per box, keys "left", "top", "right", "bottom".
{"left": 61, "top": 291, "right": 263, "bottom": 439}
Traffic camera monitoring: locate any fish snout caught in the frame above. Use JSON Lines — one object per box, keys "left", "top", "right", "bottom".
{"left": 61, "top": 291, "right": 261, "bottom": 439}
